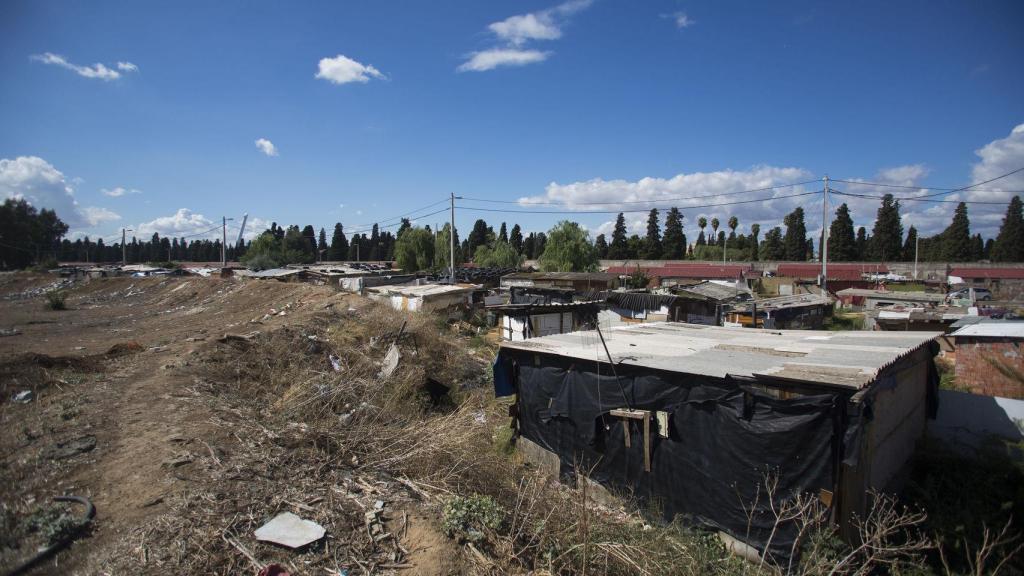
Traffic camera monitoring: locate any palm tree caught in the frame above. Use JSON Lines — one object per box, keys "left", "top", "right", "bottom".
{"left": 710, "top": 218, "right": 720, "bottom": 254}
{"left": 697, "top": 217, "right": 708, "bottom": 246}
{"left": 726, "top": 216, "right": 738, "bottom": 262}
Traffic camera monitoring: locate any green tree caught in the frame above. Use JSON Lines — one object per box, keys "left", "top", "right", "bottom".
{"left": 434, "top": 223, "right": 463, "bottom": 271}
{"left": 868, "top": 194, "right": 903, "bottom": 261}
{"left": 662, "top": 208, "right": 685, "bottom": 259}
{"left": 828, "top": 203, "right": 857, "bottom": 261}
{"left": 498, "top": 222, "right": 508, "bottom": 244}
{"left": 474, "top": 241, "right": 523, "bottom": 268}
{"left": 468, "top": 219, "right": 490, "bottom": 256}
{"left": 608, "top": 213, "right": 629, "bottom": 259}
{"left": 509, "top": 224, "right": 524, "bottom": 254}
{"left": 901, "top": 226, "right": 918, "bottom": 262}
{"left": 642, "top": 208, "right": 662, "bottom": 259}
{"left": 696, "top": 217, "right": 707, "bottom": 246}
{"left": 594, "top": 234, "right": 609, "bottom": 258}
{"left": 242, "top": 231, "right": 283, "bottom": 269}
{"left": 855, "top": 227, "right": 868, "bottom": 260}
{"left": 749, "top": 223, "right": 761, "bottom": 261}
{"left": 726, "top": 216, "right": 738, "bottom": 260}
{"left": 941, "top": 202, "right": 973, "bottom": 262}
{"left": 710, "top": 218, "right": 720, "bottom": 247}
{"left": 396, "top": 218, "right": 412, "bottom": 239}
{"left": 783, "top": 207, "right": 807, "bottom": 261}
{"left": 317, "top": 228, "right": 328, "bottom": 261}
{"left": 539, "top": 221, "right": 598, "bottom": 272}
{"left": 761, "top": 226, "right": 785, "bottom": 260}
{"left": 394, "top": 227, "right": 435, "bottom": 272}
{"left": 992, "top": 196, "right": 1024, "bottom": 262}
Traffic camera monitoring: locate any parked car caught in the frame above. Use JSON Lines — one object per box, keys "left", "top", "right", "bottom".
{"left": 947, "top": 287, "right": 993, "bottom": 301}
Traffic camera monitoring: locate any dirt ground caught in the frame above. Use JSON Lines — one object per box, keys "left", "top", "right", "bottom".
{"left": 0, "top": 273, "right": 473, "bottom": 575}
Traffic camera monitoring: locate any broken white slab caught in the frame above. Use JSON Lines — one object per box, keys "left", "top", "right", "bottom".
{"left": 379, "top": 343, "right": 400, "bottom": 380}
{"left": 254, "top": 512, "right": 326, "bottom": 548}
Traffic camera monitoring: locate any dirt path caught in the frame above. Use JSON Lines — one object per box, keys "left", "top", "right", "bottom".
{"left": 1, "top": 275, "right": 462, "bottom": 575}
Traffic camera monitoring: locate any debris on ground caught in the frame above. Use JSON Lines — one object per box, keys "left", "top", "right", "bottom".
{"left": 12, "top": 390, "right": 34, "bottom": 403}
{"left": 44, "top": 435, "right": 97, "bottom": 460}
{"left": 329, "top": 354, "right": 342, "bottom": 372}
{"left": 253, "top": 512, "right": 326, "bottom": 549}
{"left": 379, "top": 344, "right": 400, "bottom": 380}
{"left": 0, "top": 328, "right": 21, "bottom": 337}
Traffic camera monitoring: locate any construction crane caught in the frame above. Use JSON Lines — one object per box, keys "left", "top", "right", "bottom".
{"left": 235, "top": 213, "right": 248, "bottom": 246}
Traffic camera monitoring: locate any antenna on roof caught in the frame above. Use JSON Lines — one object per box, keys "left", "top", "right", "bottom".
{"left": 595, "top": 323, "right": 633, "bottom": 411}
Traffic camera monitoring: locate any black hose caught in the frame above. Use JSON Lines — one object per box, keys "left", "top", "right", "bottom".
{"left": 4, "top": 495, "right": 95, "bottom": 576}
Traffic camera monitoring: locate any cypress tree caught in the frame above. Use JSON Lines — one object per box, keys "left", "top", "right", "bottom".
{"left": 762, "top": 227, "right": 785, "bottom": 260}
{"left": 868, "top": 194, "right": 903, "bottom": 261}
{"left": 992, "top": 196, "right": 1024, "bottom": 262}
{"left": 828, "top": 203, "right": 857, "bottom": 261}
{"left": 642, "top": 209, "right": 662, "bottom": 259}
{"left": 662, "top": 208, "right": 685, "bottom": 259}
{"left": 855, "top": 227, "right": 868, "bottom": 260}
{"left": 783, "top": 207, "right": 807, "bottom": 261}
{"left": 608, "top": 213, "right": 629, "bottom": 259}
{"left": 901, "top": 226, "right": 918, "bottom": 262}
{"left": 941, "top": 202, "right": 972, "bottom": 262}
{"left": 749, "top": 223, "right": 761, "bottom": 261}
{"left": 509, "top": 224, "right": 524, "bottom": 254}
{"left": 595, "top": 234, "right": 609, "bottom": 258}
{"left": 498, "top": 222, "right": 508, "bottom": 244}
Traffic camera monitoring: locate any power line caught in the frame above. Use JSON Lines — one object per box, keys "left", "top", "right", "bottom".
{"left": 459, "top": 178, "right": 821, "bottom": 206}
{"left": 344, "top": 204, "right": 448, "bottom": 234}
{"left": 831, "top": 188, "right": 1012, "bottom": 205}
{"left": 830, "top": 179, "right": 1023, "bottom": 193}
{"left": 835, "top": 166, "right": 1024, "bottom": 201}
{"left": 455, "top": 190, "right": 822, "bottom": 215}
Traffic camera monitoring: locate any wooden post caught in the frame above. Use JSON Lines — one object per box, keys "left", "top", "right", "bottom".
{"left": 610, "top": 408, "right": 652, "bottom": 471}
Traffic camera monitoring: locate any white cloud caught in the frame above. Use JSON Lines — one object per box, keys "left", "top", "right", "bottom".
{"left": 81, "top": 206, "right": 121, "bottom": 226}
{"left": 458, "top": 49, "right": 550, "bottom": 72}
{"left": 101, "top": 186, "right": 142, "bottom": 197}
{"left": 459, "top": 0, "right": 592, "bottom": 72}
{"left": 254, "top": 138, "right": 278, "bottom": 157}
{"left": 970, "top": 123, "right": 1024, "bottom": 198}
{"left": 133, "top": 209, "right": 268, "bottom": 242}
{"left": 490, "top": 13, "right": 562, "bottom": 45}
{"left": 315, "top": 54, "right": 385, "bottom": 85}
{"left": 30, "top": 52, "right": 134, "bottom": 81}
{"left": 0, "top": 155, "right": 120, "bottom": 230}
{"left": 665, "top": 12, "right": 694, "bottom": 28}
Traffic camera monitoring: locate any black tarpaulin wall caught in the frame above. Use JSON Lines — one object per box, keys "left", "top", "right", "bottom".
{"left": 501, "top": 350, "right": 847, "bottom": 562}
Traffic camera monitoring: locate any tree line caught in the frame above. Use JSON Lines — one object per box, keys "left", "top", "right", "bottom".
{"left": 4, "top": 194, "right": 1024, "bottom": 270}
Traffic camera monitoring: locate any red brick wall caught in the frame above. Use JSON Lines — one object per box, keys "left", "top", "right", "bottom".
{"left": 954, "top": 337, "right": 1024, "bottom": 399}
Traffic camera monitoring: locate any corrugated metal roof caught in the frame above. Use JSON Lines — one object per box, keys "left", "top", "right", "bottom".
{"left": 949, "top": 267, "right": 1024, "bottom": 280}
{"left": 951, "top": 322, "right": 1024, "bottom": 338}
{"left": 250, "top": 268, "right": 304, "bottom": 278}
{"left": 674, "top": 281, "right": 751, "bottom": 302}
{"left": 836, "top": 288, "right": 944, "bottom": 302}
{"left": 500, "top": 322, "right": 938, "bottom": 390}
{"left": 368, "top": 283, "right": 475, "bottom": 297}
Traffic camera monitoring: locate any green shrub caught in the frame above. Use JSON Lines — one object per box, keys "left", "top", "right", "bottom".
{"left": 45, "top": 290, "right": 67, "bottom": 310}
{"left": 442, "top": 494, "right": 505, "bottom": 543}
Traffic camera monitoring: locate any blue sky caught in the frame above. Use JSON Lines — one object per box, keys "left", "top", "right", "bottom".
{"left": 2, "top": 0, "right": 1023, "bottom": 246}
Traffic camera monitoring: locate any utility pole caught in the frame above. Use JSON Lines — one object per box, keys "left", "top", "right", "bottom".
{"left": 914, "top": 233, "right": 919, "bottom": 280}
{"left": 221, "top": 217, "right": 234, "bottom": 267}
{"left": 121, "top": 227, "right": 133, "bottom": 267}
{"left": 450, "top": 192, "right": 456, "bottom": 285}
{"left": 821, "top": 175, "right": 830, "bottom": 295}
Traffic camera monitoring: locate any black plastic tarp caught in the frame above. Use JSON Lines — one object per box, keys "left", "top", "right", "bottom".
{"left": 496, "top": 351, "right": 847, "bottom": 563}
